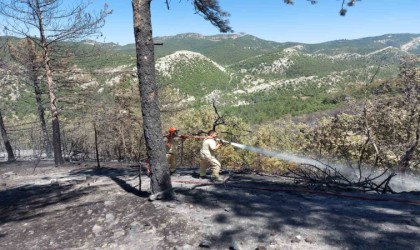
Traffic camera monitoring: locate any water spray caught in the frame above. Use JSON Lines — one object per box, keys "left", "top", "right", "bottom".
{"left": 216, "top": 138, "right": 420, "bottom": 192}
{"left": 217, "top": 138, "right": 324, "bottom": 167}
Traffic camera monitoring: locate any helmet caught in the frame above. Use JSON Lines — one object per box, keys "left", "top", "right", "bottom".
{"left": 168, "top": 127, "right": 177, "bottom": 134}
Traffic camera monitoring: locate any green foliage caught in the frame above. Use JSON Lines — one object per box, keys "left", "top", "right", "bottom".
{"left": 303, "top": 33, "right": 420, "bottom": 55}
{"left": 153, "top": 34, "right": 291, "bottom": 65}
{"left": 305, "top": 57, "right": 420, "bottom": 172}
{"left": 170, "top": 106, "right": 312, "bottom": 173}
{"left": 1, "top": 33, "right": 419, "bottom": 174}
{"left": 13, "top": 90, "right": 38, "bottom": 118}
{"left": 156, "top": 57, "right": 232, "bottom": 97}
{"left": 285, "top": 54, "right": 349, "bottom": 78}
{"left": 172, "top": 107, "right": 252, "bottom": 169}
{"left": 224, "top": 83, "right": 340, "bottom": 123}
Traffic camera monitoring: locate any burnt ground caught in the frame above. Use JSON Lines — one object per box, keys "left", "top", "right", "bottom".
{"left": 0, "top": 161, "right": 419, "bottom": 250}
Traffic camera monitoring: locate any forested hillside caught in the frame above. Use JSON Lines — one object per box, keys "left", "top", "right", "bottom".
{"left": 2, "top": 33, "right": 418, "bottom": 121}
{"left": 1, "top": 33, "right": 419, "bottom": 174}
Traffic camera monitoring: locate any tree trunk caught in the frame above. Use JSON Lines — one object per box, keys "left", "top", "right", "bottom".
{"left": 43, "top": 49, "right": 64, "bottom": 166}
{"left": 93, "top": 122, "right": 101, "bottom": 168}
{"left": 0, "top": 111, "right": 16, "bottom": 162}
{"left": 27, "top": 40, "right": 52, "bottom": 158}
{"left": 398, "top": 117, "right": 420, "bottom": 172}
{"left": 32, "top": 69, "right": 52, "bottom": 158}
{"left": 35, "top": 0, "right": 64, "bottom": 166}
{"left": 132, "top": 0, "right": 172, "bottom": 194}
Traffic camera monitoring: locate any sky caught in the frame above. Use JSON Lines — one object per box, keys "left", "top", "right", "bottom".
{"left": 93, "top": 0, "right": 420, "bottom": 45}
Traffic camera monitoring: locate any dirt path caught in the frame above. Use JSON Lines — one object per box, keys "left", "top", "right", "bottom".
{"left": 1, "top": 161, "right": 419, "bottom": 249}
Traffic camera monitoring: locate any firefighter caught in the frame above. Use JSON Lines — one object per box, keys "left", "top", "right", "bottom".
{"left": 199, "top": 130, "right": 223, "bottom": 181}
{"left": 164, "top": 127, "right": 185, "bottom": 175}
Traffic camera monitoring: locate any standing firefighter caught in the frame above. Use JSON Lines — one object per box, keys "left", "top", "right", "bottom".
{"left": 145, "top": 127, "right": 188, "bottom": 177}
{"left": 199, "top": 130, "right": 223, "bottom": 182}
{"left": 164, "top": 127, "right": 185, "bottom": 175}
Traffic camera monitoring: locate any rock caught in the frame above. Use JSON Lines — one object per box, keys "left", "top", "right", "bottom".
{"left": 2, "top": 171, "right": 16, "bottom": 178}
{"left": 149, "top": 188, "right": 175, "bottom": 201}
{"left": 167, "top": 204, "right": 176, "bottom": 208}
{"left": 142, "top": 223, "right": 153, "bottom": 231}
{"left": 113, "top": 229, "right": 125, "bottom": 238}
{"left": 149, "top": 194, "right": 158, "bottom": 201}
{"left": 105, "top": 213, "right": 115, "bottom": 223}
{"left": 50, "top": 179, "right": 58, "bottom": 184}
{"left": 87, "top": 209, "right": 93, "bottom": 215}
{"left": 199, "top": 240, "right": 212, "bottom": 248}
{"left": 179, "top": 244, "right": 194, "bottom": 250}
{"left": 229, "top": 240, "right": 243, "bottom": 250}
{"left": 291, "top": 235, "right": 302, "bottom": 243}
{"left": 92, "top": 224, "right": 103, "bottom": 235}
{"left": 224, "top": 207, "right": 232, "bottom": 212}
{"left": 129, "top": 222, "right": 141, "bottom": 232}
{"left": 305, "top": 236, "right": 315, "bottom": 244}
{"left": 255, "top": 245, "right": 267, "bottom": 250}
{"left": 104, "top": 201, "right": 113, "bottom": 206}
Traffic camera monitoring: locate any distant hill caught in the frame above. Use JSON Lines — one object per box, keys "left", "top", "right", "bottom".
{"left": 302, "top": 33, "right": 420, "bottom": 55}
{"left": 154, "top": 33, "right": 419, "bottom": 122}
{"left": 1, "top": 33, "right": 419, "bottom": 123}
{"left": 116, "top": 32, "right": 419, "bottom": 61}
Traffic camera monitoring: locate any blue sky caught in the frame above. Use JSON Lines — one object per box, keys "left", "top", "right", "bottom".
{"left": 94, "top": 0, "right": 420, "bottom": 45}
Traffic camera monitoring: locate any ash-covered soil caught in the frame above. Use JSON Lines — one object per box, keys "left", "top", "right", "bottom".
{"left": 0, "top": 161, "right": 419, "bottom": 250}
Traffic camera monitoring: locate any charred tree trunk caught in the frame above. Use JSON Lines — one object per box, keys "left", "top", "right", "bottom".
{"left": 132, "top": 0, "right": 172, "bottom": 194}
{"left": 93, "top": 122, "right": 101, "bottom": 168}
{"left": 7, "top": 38, "right": 52, "bottom": 158}
{"left": 36, "top": 1, "right": 64, "bottom": 166}
{"left": 0, "top": 111, "right": 16, "bottom": 162}
{"left": 32, "top": 65, "right": 52, "bottom": 158}
{"left": 27, "top": 40, "right": 52, "bottom": 158}
{"left": 51, "top": 115, "right": 64, "bottom": 166}
{"left": 44, "top": 50, "right": 63, "bottom": 166}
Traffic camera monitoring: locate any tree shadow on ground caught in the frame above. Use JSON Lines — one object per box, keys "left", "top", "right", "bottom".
{"left": 0, "top": 182, "right": 99, "bottom": 225}
{"left": 69, "top": 167, "right": 149, "bottom": 198}
{"left": 174, "top": 174, "right": 420, "bottom": 249}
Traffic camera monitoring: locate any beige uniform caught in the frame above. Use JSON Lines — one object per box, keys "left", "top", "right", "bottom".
{"left": 199, "top": 138, "right": 221, "bottom": 179}
{"left": 165, "top": 136, "right": 178, "bottom": 173}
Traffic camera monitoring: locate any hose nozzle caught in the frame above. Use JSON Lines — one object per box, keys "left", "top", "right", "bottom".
{"left": 216, "top": 138, "right": 230, "bottom": 144}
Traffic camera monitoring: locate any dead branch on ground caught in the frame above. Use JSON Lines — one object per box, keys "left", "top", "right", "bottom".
{"left": 285, "top": 162, "right": 397, "bottom": 194}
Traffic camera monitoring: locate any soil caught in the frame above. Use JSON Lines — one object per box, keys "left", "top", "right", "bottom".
{"left": 0, "top": 160, "right": 419, "bottom": 250}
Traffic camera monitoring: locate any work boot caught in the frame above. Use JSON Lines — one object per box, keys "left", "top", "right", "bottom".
{"left": 219, "top": 169, "right": 229, "bottom": 175}
{"left": 210, "top": 177, "right": 222, "bottom": 183}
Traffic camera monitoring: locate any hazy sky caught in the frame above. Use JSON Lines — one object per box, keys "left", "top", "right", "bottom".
{"left": 93, "top": 0, "right": 419, "bottom": 45}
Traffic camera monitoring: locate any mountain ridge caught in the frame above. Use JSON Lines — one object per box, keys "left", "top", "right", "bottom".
{"left": 122, "top": 32, "right": 420, "bottom": 47}
{"left": 1, "top": 32, "right": 418, "bottom": 123}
